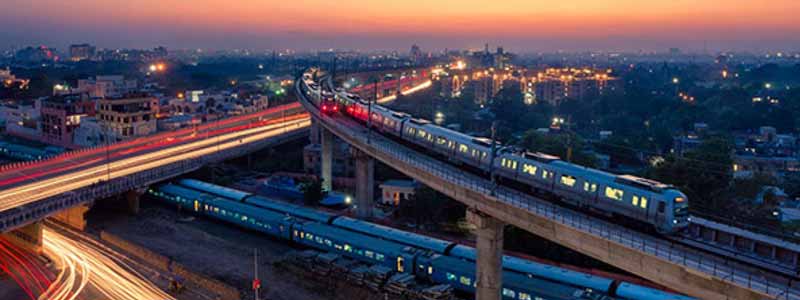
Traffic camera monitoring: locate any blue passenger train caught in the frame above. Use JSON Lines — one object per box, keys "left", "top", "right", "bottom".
{"left": 159, "top": 179, "right": 693, "bottom": 300}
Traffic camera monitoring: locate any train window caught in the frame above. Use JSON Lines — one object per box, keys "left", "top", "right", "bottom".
{"left": 334, "top": 244, "right": 343, "bottom": 250}
{"left": 633, "top": 196, "right": 648, "bottom": 209}
{"left": 502, "top": 288, "right": 516, "bottom": 298}
{"left": 437, "top": 137, "right": 447, "bottom": 145}
{"left": 397, "top": 256, "right": 405, "bottom": 272}
{"left": 523, "top": 164, "right": 537, "bottom": 176}
{"left": 605, "top": 187, "right": 624, "bottom": 201}
{"left": 315, "top": 237, "right": 323, "bottom": 244}
{"left": 560, "top": 175, "right": 577, "bottom": 187}
{"left": 376, "top": 253, "right": 385, "bottom": 261}
{"left": 541, "top": 170, "right": 553, "bottom": 180}
{"left": 344, "top": 244, "right": 353, "bottom": 252}
{"left": 428, "top": 266, "right": 433, "bottom": 275}
{"left": 448, "top": 141, "right": 456, "bottom": 149}
{"left": 298, "top": 231, "right": 303, "bottom": 239}
{"left": 446, "top": 273, "right": 456, "bottom": 281}
{"left": 459, "top": 144, "right": 469, "bottom": 153}
{"left": 519, "top": 293, "right": 532, "bottom": 300}
{"left": 365, "top": 250, "right": 374, "bottom": 258}
{"left": 325, "top": 239, "right": 332, "bottom": 247}
{"left": 460, "top": 276, "right": 472, "bottom": 286}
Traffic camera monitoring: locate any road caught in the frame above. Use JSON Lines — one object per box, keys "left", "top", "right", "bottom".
{"left": 0, "top": 236, "right": 53, "bottom": 300}
{"left": 41, "top": 222, "right": 180, "bottom": 300}
{"left": 0, "top": 106, "right": 310, "bottom": 213}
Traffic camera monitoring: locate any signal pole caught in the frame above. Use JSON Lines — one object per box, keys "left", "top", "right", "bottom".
{"left": 253, "top": 248, "right": 261, "bottom": 300}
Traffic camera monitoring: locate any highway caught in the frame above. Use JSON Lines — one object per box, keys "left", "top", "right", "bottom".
{"left": 0, "top": 105, "right": 309, "bottom": 213}
{"left": 0, "top": 236, "right": 53, "bottom": 300}
{"left": 41, "top": 222, "right": 176, "bottom": 300}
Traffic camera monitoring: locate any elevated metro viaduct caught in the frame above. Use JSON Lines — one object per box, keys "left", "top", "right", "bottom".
{"left": 297, "top": 77, "right": 781, "bottom": 300}
{"left": 0, "top": 110, "right": 310, "bottom": 255}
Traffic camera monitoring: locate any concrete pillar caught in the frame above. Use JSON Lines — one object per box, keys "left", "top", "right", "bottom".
{"left": 321, "top": 128, "right": 333, "bottom": 192}
{"left": 353, "top": 149, "right": 374, "bottom": 219}
{"left": 467, "top": 208, "right": 504, "bottom": 300}
{"left": 125, "top": 189, "right": 144, "bottom": 215}
{"left": 310, "top": 119, "right": 321, "bottom": 145}
{"left": 51, "top": 204, "right": 90, "bottom": 231}
{"left": 3, "top": 221, "right": 43, "bottom": 255}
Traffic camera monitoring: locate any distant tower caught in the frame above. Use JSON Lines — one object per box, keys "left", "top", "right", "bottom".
{"left": 410, "top": 44, "right": 423, "bottom": 65}
{"left": 484, "top": 43, "right": 490, "bottom": 54}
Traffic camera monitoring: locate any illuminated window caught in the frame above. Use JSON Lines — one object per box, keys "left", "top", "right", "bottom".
{"left": 459, "top": 144, "right": 469, "bottom": 153}
{"left": 376, "top": 253, "right": 385, "bottom": 261}
{"left": 460, "top": 276, "right": 472, "bottom": 286}
{"left": 325, "top": 239, "right": 332, "bottom": 247}
{"left": 583, "top": 182, "right": 597, "bottom": 192}
{"left": 344, "top": 244, "right": 353, "bottom": 252}
{"left": 542, "top": 170, "right": 553, "bottom": 180}
{"left": 502, "top": 288, "right": 516, "bottom": 298}
{"left": 334, "top": 244, "right": 343, "bottom": 250}
{"left": 365, "top": 250, "right": 374, "bottom": 258}
{"left": 560, "top": 175, "right": 576, "bottom": 187}
{"left": 397, "top": 256, "right": 405, "bottom": 272}
{"left": 428, "top": 266, "right": 433, "bottom": 275}
{"left": 446, "top": 273, "right": 456, "bottom": 281}
{"left": 437, "top": 137, "right": 447, "bottom": 145}
{"left": 640, "top": 196, "right": 648, "bottom": 208}
{"left": 523, "top": 164, "right": 537, "bottom": 176}
{"left": 605, "top": 187, "right": 624, "bottom": 200}
{"left": 519, "top": 293, "right": 531, "bottom": 300}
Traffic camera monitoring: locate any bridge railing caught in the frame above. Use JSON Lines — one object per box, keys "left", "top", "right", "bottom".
{"left": 301, "top": 85, "right": 798, "bottom": 300}
{"left": 0, "top": 124, "right": 308, "bottom": 233}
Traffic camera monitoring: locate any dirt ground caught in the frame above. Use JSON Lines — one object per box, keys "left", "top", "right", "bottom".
{"left": 87, "top": 199, "right": 326, "bottom": 300}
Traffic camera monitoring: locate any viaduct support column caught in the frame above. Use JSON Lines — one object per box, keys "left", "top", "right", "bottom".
{"left": 125, "top": 189, "right": 145, "bottom": 215}
{"left": 467, "top": 208, "right": 504, "bottom": 300}
{"left": 51, "top": 204, "right": 90, "bottom": 231}
{"left": 353, "top": 148, "right": 374, "bottom": 219}
{"left": 321, "top": 128, "right": 333, "bottom": 192}
{"left": 3, "top": 221, "right": 43, "bottom": 255}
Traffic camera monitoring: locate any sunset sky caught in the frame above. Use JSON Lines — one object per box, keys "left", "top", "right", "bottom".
{"left": 2, "top": 0, "right": 799, "bottom": 52}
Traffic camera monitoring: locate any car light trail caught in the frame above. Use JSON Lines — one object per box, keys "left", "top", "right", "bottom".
{"left": 376, "top": 80, "right": 432, "bottom": 104}
{"left": 0, "top": 116, "right": 310, "bottom": 212}
{"left": 41, "top": 225, "right": 175, "bottom": 300}
{"left": 0, "top": 237, "right": 53, "bottom": 300}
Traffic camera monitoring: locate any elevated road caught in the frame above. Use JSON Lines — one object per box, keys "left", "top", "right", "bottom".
{"left": 0, "top": 104, "right": 310, "bottom": 233}
{"left": 297, "top": 76, "right": 795, "bottom": 300}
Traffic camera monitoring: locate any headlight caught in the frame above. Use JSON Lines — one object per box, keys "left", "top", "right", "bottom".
{"left": 345, "top": 196, "right": 352, "bottom": 204}
{"left": 673, "top": 220, "right": 678, "bottom": 224}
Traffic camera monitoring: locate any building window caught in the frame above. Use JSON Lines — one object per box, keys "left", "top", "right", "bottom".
{"left": 605, "top": 187, "right": 623, "bottom": 201}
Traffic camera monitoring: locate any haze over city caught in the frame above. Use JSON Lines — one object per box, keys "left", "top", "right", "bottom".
{"left": 2, "top": 0, "right": 800, "bottom": 51}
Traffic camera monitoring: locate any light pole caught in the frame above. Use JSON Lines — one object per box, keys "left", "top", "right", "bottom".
{"left": 489, "top": 121, "right": 498, "bottom": 196}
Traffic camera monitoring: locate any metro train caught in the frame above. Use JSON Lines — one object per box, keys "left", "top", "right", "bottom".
{"left": 171, "top": 179, "right": 694, "bottom": 300}
{"left": 300, "top": 75, "right": 689, "bottom": 234}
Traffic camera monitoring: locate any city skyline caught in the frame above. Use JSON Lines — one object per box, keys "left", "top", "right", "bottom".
{"left": 2, "top": 0, "right": 800, "bottom": 52}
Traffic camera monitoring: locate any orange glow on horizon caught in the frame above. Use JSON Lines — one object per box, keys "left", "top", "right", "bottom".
{"left": 5, "top": 0, "right": 800, "bottom": 48}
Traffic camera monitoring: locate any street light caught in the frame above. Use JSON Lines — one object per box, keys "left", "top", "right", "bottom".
{"left": 672, "top": 77, "right": 680, "bottom": 84}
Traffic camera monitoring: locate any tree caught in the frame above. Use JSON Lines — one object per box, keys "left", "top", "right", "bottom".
{"left": 300, "top": 178, "right": 325, "bottom": 206}
{"left": 649, "top": 137, "right": 733, "bottom": 209}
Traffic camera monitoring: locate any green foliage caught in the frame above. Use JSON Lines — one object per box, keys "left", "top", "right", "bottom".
{"left": 397, "top": 186, "right": 464, "bottom": 227}
{"left": 649, "top": 137, "right": 733, "bottom": 209}
{"left": 300, "top": 178, "right": 325, "bottom": 206}
{"left": 517, "top": 130, "right": 596, "bottom": 168}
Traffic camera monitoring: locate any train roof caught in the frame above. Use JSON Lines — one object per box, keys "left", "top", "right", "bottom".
{"left": 428, "top": 255, "right": 601, "bottom": 300}
{"left": 178, "top": 179, "right": 252, "bottom": 201}
{"left": 158, "top": 184, "right": 215, "bottom": 201}
{"left": 245, "top": 195, "right": 335, "bottom": 223}
{"left": 615, "top": 282, "right": 695, "bottom": 300}
{"left": 523, "top": 151, "right": 561, "bottom": 163}
{"left": 331, "top": 216, "right": 454, "bottom": 253}
{"left": 614, "top": 174, "right": 672, "bottom": 193}
{"left": 448, "top": 245, "right": 613, "bottom": 292}
{"left": 298, "top": 222, "right": 410, "bottom": 254}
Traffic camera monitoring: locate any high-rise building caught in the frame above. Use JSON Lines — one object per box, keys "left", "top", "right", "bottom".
{"left": 410, "top": 44, "right": 423, "bottom": 65}
{"left": 69, "top": 44, "right": 96, "bottom": 62}
{"left": 98, "top": 94, "right": 158, "bottom": 141}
